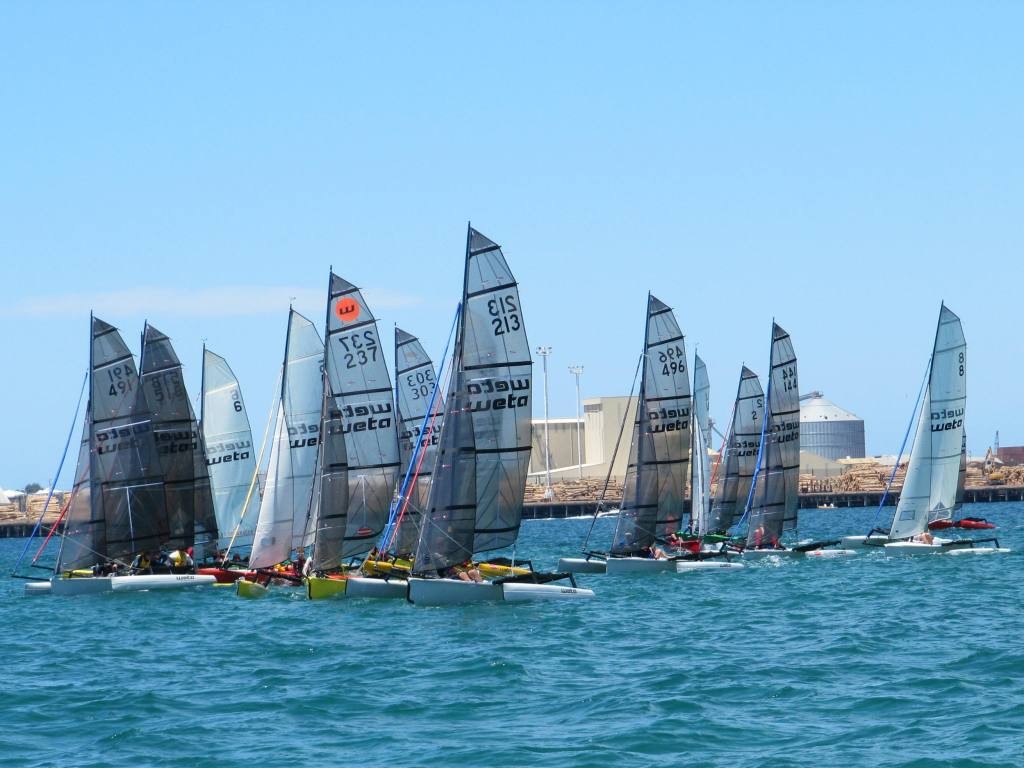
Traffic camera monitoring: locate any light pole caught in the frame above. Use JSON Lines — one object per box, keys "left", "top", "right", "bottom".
{"left": 536, "top": 346, "right": 553, "bottom": 500}
{"left": 568, "top": 364, "right": 584, "bottom": 479}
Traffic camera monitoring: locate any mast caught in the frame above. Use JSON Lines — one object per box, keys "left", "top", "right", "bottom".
{"left": 690, "top": 354, "right": 711, "bottom": 536}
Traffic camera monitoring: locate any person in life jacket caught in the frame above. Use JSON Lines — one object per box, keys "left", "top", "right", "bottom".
{"left": 168, "top": 547, "right": 195, "bottom": 571}
{"left": 130, "top": 551, "right": 153, "bottom": 574}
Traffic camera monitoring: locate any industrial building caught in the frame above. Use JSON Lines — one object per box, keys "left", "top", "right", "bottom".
{"left": 799, "top": 391, "right": 866, "bottom": 461}
{"left": 528, "top": 396, "right": 637, "bottom": 484}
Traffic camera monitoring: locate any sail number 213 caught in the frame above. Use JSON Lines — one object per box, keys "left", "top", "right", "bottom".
{"left": 489, "top": 294, "right": 521, "bottom": 336}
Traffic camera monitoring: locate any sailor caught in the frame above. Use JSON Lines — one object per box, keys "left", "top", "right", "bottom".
{"left": 293, "top": 547, "right": 307, "bottom": 576}
{"left": 753, "top": 523, "right": 766, "bottom": 549}
{"left": 169, "top": 547, "right": 194, "bottom": 571}
{"left": 130, "top": 551, "right": 152, "bottom": 574}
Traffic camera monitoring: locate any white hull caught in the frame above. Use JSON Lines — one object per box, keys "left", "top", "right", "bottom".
{"left": 741, "top": 548, "right": 798, "bottom": 560}
{"left": 885, "top": 541, "right": 1011, "bottom": 556}
{"left": 557, "top": 557, "right": 607, "bottom": 574}
{"left": 803, "top": 548, "right": 858, "bottom": 559}
{"left": 604, "top": 557, "right": 676, "bottom": 574}
{"left": 675, "top": 560, "right": 745, "bottom": 572}
{"left": 345, "top": 576, "right": 409, "bottom": 600}
{"left": 35, "top": 574, "right": 216, "bottom": 596}
{"left": 840, "top": 534, "right": 889, "bottom": 549}
{"left": 407, "top": 577, "right": 593, "bottom": 605}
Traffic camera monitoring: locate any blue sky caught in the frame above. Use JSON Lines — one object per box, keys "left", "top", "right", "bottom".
{"left": 2, "top": 2, "right": 1021, "bottom": 489}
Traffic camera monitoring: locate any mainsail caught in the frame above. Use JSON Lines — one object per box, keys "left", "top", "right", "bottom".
{"left": 709, "top": 367, "right": 763, "bottom": 534}
{"left": 249, "top": 310, "right": 324, "bottom": 569}
{"left": 318, "top": 274, "right": 400, "bottom": 563}
{"left": 140, "top": 324, "right": 217, "bottom": 553}
{"left": 746, "top": 324, "right": 800, "bottom": 548}
{"left": 889, "top": 304, "right": 966, "bottom": 540}
{"left": 690, "top": 354, "right": 711, "bottom": 536}
{"left": 610, "top": 295, "right": 691, "bottom": 555}
{"left": 201, "top": 348, "right": 259, "bottom": 552}
{"left": 393, "top": 327, "right": 441, "bottom": 556}
{"left": 60, "top": 316, "right": 170, "bottom": 570}
{"left": 414, "top": 226, "right": 533, "bottom": 572}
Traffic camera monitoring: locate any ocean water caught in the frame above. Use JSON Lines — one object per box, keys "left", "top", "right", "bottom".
{"left": 3, "top": 503, "right": 1023, "bottom": 768}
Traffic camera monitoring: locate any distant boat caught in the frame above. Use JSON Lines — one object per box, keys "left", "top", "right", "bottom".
{"left": 560, "top": 295, "right": 743, "bottom": 575}
{"left": 25, "top": 316, "right": 215, "bottom": 595}
{"left": 738, "top": 323, "right": 854, "bottom": 560}
{"left": 844, "top": 304, "right": 1007, "bottom": 555}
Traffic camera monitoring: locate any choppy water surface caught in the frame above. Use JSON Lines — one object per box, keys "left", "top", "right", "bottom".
{"left": 3, "top": 503, "right": 1023, "bottom": 768}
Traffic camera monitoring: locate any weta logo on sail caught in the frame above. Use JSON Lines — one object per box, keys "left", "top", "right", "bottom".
{"left": 468, "top": 377, "right": 530, "bottom": 412}
{"left": 931, "top": 407, "right": 964, "bottom": 432}
{"left": 335, "top": 297, "right": 361, "bottom": 324}
{"left": 770, "top": 420, "right": 799, "bottom": 444}
{"left": 648, "top": 406, "right": 689, "bottom": 434}
{"left": 731, "top": 437, "right": 760, "bottom": 457}
{"left": 154, "top": 428, "right": 198, "bottom": 455}
{"left": 206, "top": 439, "right": 252, "bottom": 465}
{"left": 329, "top": 402, "right": 393, "bottom": 434}
{"left": 288, "top": 421, "right": 320, "bottom": 448}
{"left": 95, "top": 422, "right": 152, "bottom": 455}
{"left": 400, "top": 424, "right": 439, "bottom": 450}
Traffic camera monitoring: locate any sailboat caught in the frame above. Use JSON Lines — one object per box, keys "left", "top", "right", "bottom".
{"left": 738, "top": 323, "right": 853, "bottom": 560}
{"left": 677, "top": 354, "right": 745, "bottom": 571}
{"left": 845, "top": 305, "right": 1007, "bottom": 555}
{"left": 405, "top": 226, "right": 594, "bottom": 605}
{"left": 305, "top": 274, "right": 403, "bottom": 599}
{"left": 706, "top": 366, "right": 763, "bottom": 540}
{"left": 560, "top": 295, "right": 733, "bottom": 575}
{"left": 196, "top": 347, "right": 261, "bottom": 582}
{"left": 139, "top": 324, "right": 218, "bottom": 560}
{"left": 26, "top": 316, "right": 215, "bottom": 595}
{"left": 237, "top": 309, "right": 324, "bottom": 597}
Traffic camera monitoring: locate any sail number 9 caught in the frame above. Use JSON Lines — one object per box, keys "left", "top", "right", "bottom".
{"left": 231, "top": 389, "right": 243, "bottom": 413}
{"left": 337, "top": 330, "right": 379, "bottom": 369}
{"left": 406, "top": 369, "right": 436, "bottom": 400}
{"left": 488, "top": 295, "right": 521, "bottom": 336}
{"left": 658, "top": 345, "right": 686, "bottom": 376}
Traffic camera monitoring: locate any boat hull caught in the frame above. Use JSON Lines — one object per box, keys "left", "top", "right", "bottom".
{"left": 557, "top": 557, "right": 607, "bottom": 574}
{"left": 235, "top": 579, "right": 270, "bottom": 598}
{"left": 884, "top": 541, "right": 1011, "bottom": 555}
{"left": 345, "top": 576, "right": 408, "bottom": 600}
{"left": 675, "top": 560, "right": 745, "bottom": 572}
{"left": 407, "top": 577, "right": 594, "bottom": 605}
{"left": 604, "top": 557, "right": 675, "bottom": 574}
{"left": 840, "top": 534, "right": 889, "bottom": 549}
{"left": 36, "top": 574, "right": 216, "bottom": 596}
{"left": 306, "top": 576, "right": 349, "bottom": 600}
{"left": 803, "top": 549, "right": 858, "bottom": 559}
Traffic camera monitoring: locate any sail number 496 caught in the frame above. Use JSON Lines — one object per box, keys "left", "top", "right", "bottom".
{"left": 658, "top": 345, "right": 686, "bottom": 376}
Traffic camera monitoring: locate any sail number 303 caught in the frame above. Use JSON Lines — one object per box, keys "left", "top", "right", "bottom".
{"left": 489, "top": 295, "right": 521, "bottom": 336}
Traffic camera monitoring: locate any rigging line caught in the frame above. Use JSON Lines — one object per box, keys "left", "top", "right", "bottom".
{"left": 870, "top": 355, "right": 931, "bottom": 537}
{"left": 13, "top": 369, "right": 88, "bottom": 575}
{"left": 380, "top": 303, "right": 461, "bottom": 555}
{"left": 222, "top": 365, "right": 283, "bottom": 565}
{"left": 581, "top": 348, "right": 644, "bottom": 552}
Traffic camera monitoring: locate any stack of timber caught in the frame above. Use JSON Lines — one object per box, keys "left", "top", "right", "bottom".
{"left": 524, "top": 477, "right": 625, "bottom": 504}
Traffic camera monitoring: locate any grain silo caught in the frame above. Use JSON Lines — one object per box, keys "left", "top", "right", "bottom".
{"left": 799, "top": 391, "right": 865, "bottom": 461}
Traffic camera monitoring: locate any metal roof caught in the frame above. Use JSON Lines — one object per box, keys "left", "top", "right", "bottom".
{"left": 799, "top": 394, "right": 861, "bottom": 423}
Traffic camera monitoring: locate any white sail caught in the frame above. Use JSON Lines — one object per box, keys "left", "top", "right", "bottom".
{"left": 201, "top": 348, "right": 260, "bottom": 552}
{"left": 249, "top": 310, "right": 324, "bottom": 569}
{"left": 889, "top": 304, "right": 966, "bottom": 540}
{"left": 690, "top": 354, "right": 711, "bottom": 535}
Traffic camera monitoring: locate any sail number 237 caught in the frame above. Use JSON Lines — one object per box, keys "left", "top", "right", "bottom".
{"left": 336, "top": 330, "right": 379, "bottom": 368}
{"left": 488, "top": 294, "right": 521, "bottom": 336}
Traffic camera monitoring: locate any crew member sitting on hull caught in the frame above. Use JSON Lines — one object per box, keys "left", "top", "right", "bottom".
{"left": 443, "top": 561, "right": 483, "bottom": 582}
{"left": 130, "top": 551, "right": 153, "bottom": 574}
{"left": 168, "top": 547, "right": 195, "bottom": 572}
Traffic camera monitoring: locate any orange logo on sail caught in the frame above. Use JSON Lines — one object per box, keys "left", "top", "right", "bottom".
{"left": 335, "top": 297, "right": 361, "bottom": 323}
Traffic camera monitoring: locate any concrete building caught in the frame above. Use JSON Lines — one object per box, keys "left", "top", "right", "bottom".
{"left": 528, "top": 395, "right": 638, "bottom": 483}
{"left": 799, "top": 391, "right": 866, "bottom": 461}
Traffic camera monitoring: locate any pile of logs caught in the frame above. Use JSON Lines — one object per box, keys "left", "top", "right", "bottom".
{"left": 525, "top": 477, "right": 625, "bottom": 504}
